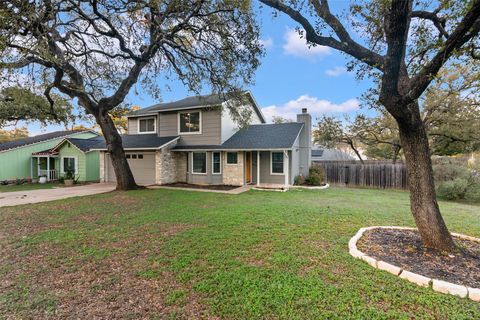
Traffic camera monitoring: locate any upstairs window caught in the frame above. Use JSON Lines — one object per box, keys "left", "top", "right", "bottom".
{"left": 179, "top": 111, "right": 201, "bottom": 134}
{"left": 138, "top": 117, "right": 156, "bottom": 133}
{"left": 271, "top": 152, "right": 284, "bottom": 174}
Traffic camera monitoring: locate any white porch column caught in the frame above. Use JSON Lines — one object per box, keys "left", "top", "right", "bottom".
{"left": 256, "top": 151, "right": 260, "bottom": 186}
{"left": 46, "top": 155, "right": 50, "bottom": 181}
{"left": 284, "top": 150, "right": 289, "bottom": 187}
{"left": 30, "top": 157, "right": 33, "bottom": 180}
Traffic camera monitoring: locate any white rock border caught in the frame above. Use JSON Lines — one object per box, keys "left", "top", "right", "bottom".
{"left": 349, "top": 226, "right": 480, "bottom": 302}
{"left": 290, "top": 183, "right": 330, "bottom": 190}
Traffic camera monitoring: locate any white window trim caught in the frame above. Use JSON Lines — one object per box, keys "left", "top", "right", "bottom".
{"left": 178, "top": 111, "right": 202, "bottom": 135}
{"left": 270, "top": 151, "right": 284, "bottom": 175}
{"left": 60, "top": 156, "right": 79, "bottom": 174}
{"left": 226, "top": 151, "right": 238, "bottom": 165}
{"left": 212, "top": 151, "right": 222, "bottom": 175}
{"left": 137, "top": 117, "right": 157, "bottom": 134}
{"left": 192, "top": 152, "right": 207, "bottom": 175}
{"left": 186, "top": 152, "right": 190, "bottom": 173}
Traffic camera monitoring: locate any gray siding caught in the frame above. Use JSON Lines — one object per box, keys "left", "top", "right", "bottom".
{"left": 252, "top": 151, "right": 292, "bottom": 185}
{"left": 159, "top": 108, "right": 221, "bottom": 145}
{"left": 186, "top": 151, "right": 223, "bottom": 184}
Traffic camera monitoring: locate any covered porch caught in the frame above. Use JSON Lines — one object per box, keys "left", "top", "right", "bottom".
{"left": 31, "top": 150, "right": 59, "bottom": 181}
{"left": 244, "top": 150, "right": 293, "bottom": 188}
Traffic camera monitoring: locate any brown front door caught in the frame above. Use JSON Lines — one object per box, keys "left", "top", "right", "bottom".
{"left": 246, "top": 152, "right": 252, "bottom": 183}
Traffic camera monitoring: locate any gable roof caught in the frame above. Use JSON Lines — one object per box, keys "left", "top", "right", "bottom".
{"left": 0, "top": 130, "right": 96, "bottom": 153}
{"left": 173, "top": 123, "right": 304, "bottom": 151}
{"left": 128, "top": 91, "right": 266, "bottom": 123}
{"left": 221, "top": 123, "right": 303, "bottom": 150}
{"left": 90, "top": 134, "right": 179, "bottom": 151}
{"left": 50, "top": 136, "right": 106, "bottom": 153}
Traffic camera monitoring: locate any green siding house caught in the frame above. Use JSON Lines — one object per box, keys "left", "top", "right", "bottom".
{"left": 0, "top": 130, "right": 100, "bottom": 182}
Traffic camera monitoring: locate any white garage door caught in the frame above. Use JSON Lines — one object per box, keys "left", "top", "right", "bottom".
{"left": 106, "top": 152, "right": 156, "bottom": 185}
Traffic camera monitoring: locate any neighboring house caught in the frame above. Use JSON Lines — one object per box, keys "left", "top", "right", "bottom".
{"left": 0, "top": 130, "right": 100, "bottom": 182}
{"left": 311, "top": 148, "right": 356, "bottom": 161}
{"left": 93, "top": 92, "right": 313, "bottom": 186}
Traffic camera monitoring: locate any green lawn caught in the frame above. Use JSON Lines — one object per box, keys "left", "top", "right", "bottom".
{"left": 0, "top": 183, "right": 58, "bottom": 193}
{"left": 0, "top": 187, "right": 479, "bottom": 319}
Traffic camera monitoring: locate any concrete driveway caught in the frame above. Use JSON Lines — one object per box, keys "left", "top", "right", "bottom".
{"left": 0, "top": 183, "right": 116, "bottom": 208}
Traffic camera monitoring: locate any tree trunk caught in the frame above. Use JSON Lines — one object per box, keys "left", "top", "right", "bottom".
{"left": 396, "top": 103, "right": 456, "bottom": 251}
{"left": 352, "top": 146, "right": 365, "bottom": 164}
{"left": 96, "top": 108, "right": 137, "bottom": 190}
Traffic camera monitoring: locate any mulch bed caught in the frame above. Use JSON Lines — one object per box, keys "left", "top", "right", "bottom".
{"left": 357, "top": 228, "right": 480, "bottom": 288}
{"left": 163, "top": 182, "right": 239, "bottom": 191}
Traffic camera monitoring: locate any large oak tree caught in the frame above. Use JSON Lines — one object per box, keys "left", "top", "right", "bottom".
{"left": 259, "top": 0, "right": 480, "bottom": 251}
{"left": 1, "top": 0, "right": 262, "bottom": 190}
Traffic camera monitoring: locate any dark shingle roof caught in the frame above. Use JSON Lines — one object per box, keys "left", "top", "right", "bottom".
{"left": 129, "top": 92, "right": 266, "bottom": 123}
{"left": 311, "top": 149, "right": 324, "bottom": 157}
{"left": 220, "top": 123, "right": 303, "bottom": 149}
{"left": 0, "top": 130, "right": 93, "bottom": 152}
{"left": 66, "top": 137, "right": 105, "bottom": 152}
{"left": 172, "top": 123, "right": 304, "bottom": 151}
{"left": 90, "top": 134, "right": 179, "bottom": 150}
{"left": 129, "top": 93, "right": 226, "bottom": 116}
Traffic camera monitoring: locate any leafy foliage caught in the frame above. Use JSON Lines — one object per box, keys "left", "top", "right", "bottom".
{"left": 0, "top": 87, "right": 74, "bottom": 128}
{"left": 433, "top": 157, "right": 480, "bottom": 201}
{"left": 304, "top": 166, "right": 325, "bottom": 186}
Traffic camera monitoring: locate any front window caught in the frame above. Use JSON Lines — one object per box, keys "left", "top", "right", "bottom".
{"left": 139, "top": 118, "right": 155, "bottom": 133}
{"left": 212, "top": 152, "right": 221, "bottom": 174}
{"left": 226, "top": 152, "right": 238, "bottom": 164}
{"left": 271, "top": 152, "right": 284, "bottom": 174}
{"left": 179, "top": 111, "right": 201, "bottom": 133}
{"left": 192, "top": 152, "right": 206, "bottom": 174}
{"left": 62, "top": 157, "right": 76, "bottom": 174}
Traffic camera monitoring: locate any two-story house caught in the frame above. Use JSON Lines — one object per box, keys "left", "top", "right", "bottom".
{"left": 92, "top": 91, "right": 312, "bottom": 187}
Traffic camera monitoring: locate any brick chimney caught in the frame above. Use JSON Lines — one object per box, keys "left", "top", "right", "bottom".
{"left": 297, "top": 108, "right": 312, "bottom": 176}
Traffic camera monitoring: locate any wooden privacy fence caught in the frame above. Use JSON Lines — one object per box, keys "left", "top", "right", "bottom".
{"left": 314, "top": 161, "right": 408, "bottom": 189}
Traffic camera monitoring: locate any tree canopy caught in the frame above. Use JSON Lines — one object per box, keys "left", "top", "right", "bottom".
{"left": 0, "top": 87, "right": 74, "bottom": 128}
{"left": 0, "top": 0, "right": 264, "bottom": 189}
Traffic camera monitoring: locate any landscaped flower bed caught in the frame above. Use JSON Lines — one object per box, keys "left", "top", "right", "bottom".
{"left": 349, "top": 226, "right": 480, "bottom": 302}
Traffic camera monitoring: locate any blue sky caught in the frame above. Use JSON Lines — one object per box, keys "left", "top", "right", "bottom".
{"left": 25, "top": 1, "right": 376, "bottom": 135}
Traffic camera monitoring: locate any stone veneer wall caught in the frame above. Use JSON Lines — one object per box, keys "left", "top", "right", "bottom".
{"left": 155, "top": 149, "right": 177, "bottom": 185}
{"left": 222, "top": 151, "right": 244, "bottom": 186}
{"left": 99, "top": 152, "right": 105, "bottom": 182}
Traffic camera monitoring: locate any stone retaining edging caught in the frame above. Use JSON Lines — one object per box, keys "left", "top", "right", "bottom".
{"left": 349, "top": 226, "right": 480, "bottom": 302}
{"left": 290, "top": 183, "right": 330, "bottom": 190}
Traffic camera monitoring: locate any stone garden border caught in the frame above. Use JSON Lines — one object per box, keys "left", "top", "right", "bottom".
{"left": 349, "top": 226, "right": 480, "bottom": 302}
{"left": 290, "top": 183, "right": 330, "bottom": 190}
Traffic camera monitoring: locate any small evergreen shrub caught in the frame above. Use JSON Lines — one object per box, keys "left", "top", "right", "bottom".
{"left": 305, "top": 166, "right": 325, "bottom": 186}
{"left": 294, "top": 175, "right": 304, "bottom": 186}
{"left": 436, "top": 178, "right": 469, "bottom": 200}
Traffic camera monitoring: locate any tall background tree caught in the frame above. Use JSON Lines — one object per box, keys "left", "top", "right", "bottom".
{"left": 259, "top": 0, "right": 480, "bottom": 251}
{"left": 0, "top": 86, "right": 74, "bottom": 128}
{"left": 1, "top": 0, "right": 262, "bottom": 190}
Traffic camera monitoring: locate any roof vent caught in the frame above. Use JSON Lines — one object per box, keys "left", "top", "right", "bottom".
{"left": 302, "top": 108, "right": 307, "bottom": 114}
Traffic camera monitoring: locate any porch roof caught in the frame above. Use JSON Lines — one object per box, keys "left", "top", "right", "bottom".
{"left": 90, "top": 135, "right": 179, "bottom": 151}
{"left": 32, "top": 149, "right": 59, "bottom": 156}
{"left": 172, "top": 123, "right": 304, "bottom": 151}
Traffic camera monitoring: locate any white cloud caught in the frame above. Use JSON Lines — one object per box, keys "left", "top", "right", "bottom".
{"left": 282, "top": 28, "right": 331, "bottom": 59}
{"left": 259, "top": 37, "right": 273, "bottom": 49}
{"left": 261, "top": 95, "right": 360, "bottom": 122}
{"left": 325, "top": 66, "right": 348, "bottom": 77}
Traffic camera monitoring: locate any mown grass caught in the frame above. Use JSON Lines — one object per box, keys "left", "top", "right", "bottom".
{"left": 0, "top": 182, "right": 58, "bottom": 193}
{"left": 0, "top": 187, "right": 479, "bottom": 319}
